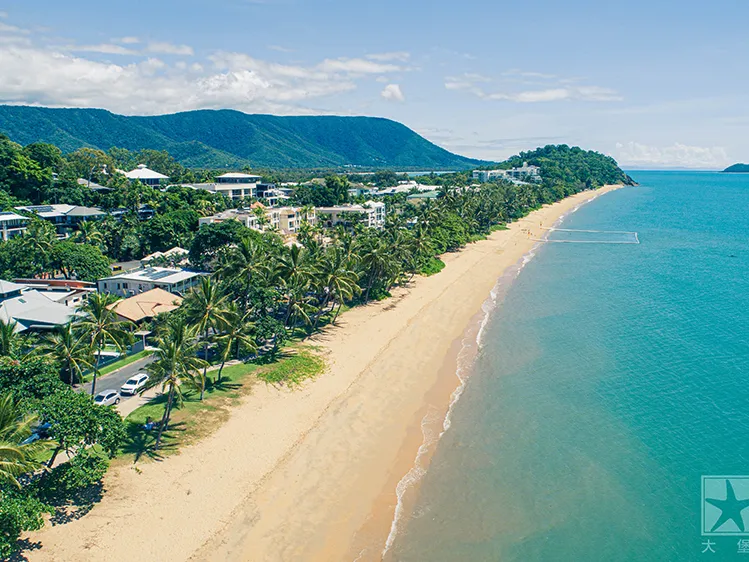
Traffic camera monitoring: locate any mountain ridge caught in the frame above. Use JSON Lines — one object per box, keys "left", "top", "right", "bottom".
{"left": 723, "top": 163, "right": 749, "bottom": 173}
{"left": 0, "top": 105, "right": 488, "bottom": 170}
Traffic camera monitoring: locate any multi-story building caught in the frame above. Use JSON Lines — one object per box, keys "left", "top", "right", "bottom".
{"left": 0, "top": 211, "right": 29, "bottom": 240}
{"left": 15, "top": 204, "right": 106, "bottom": 234}
{"left": 472, "top": 162, "right": 541, "bottom": 183}
{"left": 316, "top": 201, "right": 386, "bottom": 229}
{"left": 183, "top": 173, "right": 261, "bottom": 201}
{"left": 97, "top": 267, "right": 203, "bottom": 298}
{"left": 198, "top": 205, "right": 312, "bottom": 235}
{"left": 277, "top": 207, "right": 316, "bottom": 234}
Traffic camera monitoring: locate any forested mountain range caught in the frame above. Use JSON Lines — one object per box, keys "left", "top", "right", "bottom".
{"left": 0, "top": 106, "right": 487, "bottom": 170}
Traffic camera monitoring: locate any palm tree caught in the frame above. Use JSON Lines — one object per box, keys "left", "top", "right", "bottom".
{"left": 0, "top": 319, "right": 22, "bottom": 358}
{"left": 183, "top": 277, "right": 230, "bottom": 399}
{"left": 214, "top": 303, "right": 257, "bottom": 382}
{"left": 73, "top": 220, "right": 105, "bottom": 249}
{"left": 148, "top": 320, "right": 207, "bottom": 449}
{"left": 275, "top": 245, "right": 313, "bottom": 326}
{"left": 358, "top": 237, "right": 398, "bottom": 303}
{"left": 314, "top": 247, "right": 360, "bottom": 327}
{"left": 77, "top": 293, "right": 132, "bottom": 396}
{"left": 36, "top": 323, "right": 93, "bottom": 386}
{"left": 0, "top": 394, "right": 50, "bottom": 488}
{"left": 215, "top": 237, "right": 269, "bottom": 306}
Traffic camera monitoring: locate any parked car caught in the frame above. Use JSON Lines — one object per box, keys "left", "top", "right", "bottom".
{"left": 120, "top": 372, "right": 149, "bottom": 396}
{"left": 94, "top": 390, "right": 121, "bottom": 406}
{"left": 21, "top": 422, "right": 51, "bottom": 445}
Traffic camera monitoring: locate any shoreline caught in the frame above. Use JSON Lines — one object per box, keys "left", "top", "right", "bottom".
{"left": 27, "top": 185, "right": 624, "bottom": 562}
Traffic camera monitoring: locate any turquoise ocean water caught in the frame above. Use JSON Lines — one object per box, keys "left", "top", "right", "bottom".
{"left": 388, "top": 172, "right": 749, "bottom": 561}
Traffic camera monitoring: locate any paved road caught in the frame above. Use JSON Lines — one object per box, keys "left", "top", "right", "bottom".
{"left": 81, "top": 354, "right": 154, "bottom": 400}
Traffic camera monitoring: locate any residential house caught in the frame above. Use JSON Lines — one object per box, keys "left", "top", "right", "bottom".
{"left": 107, "top": 288, "right": 183, "bottom": 323}
{"left": 0, "top": 280, "right": 78, "bottom": 332}
{"left": 141, "top": 247, "right": 189, "bottom": 267}
{"left": 374, "top": 181, "right": 437, "bottom": 196}
{"left": 76, "top": 178, "right": 111, "bottom": 192}
{"left": 0, "top": 211, "right": 29, "bottom": 240}
{"left": 109, "top": 205, "right": 156, "bottom": 221}
{"left": 15, "top": 204, "right": 106, "bottom": 235}
{"left": 13, "top": 278, "right": 96, "bottom": 308}
{"left": 124, "top": 164, "right": 169, "bottom": 187}
{"left": 316, "top": 201, "right": 386, "bottom": 229}
{"left": 97, "top": 267, "right": 203, "bottom": 298}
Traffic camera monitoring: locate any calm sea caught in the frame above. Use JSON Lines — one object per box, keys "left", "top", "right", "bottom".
{"left": 387, "top": 172, "right": 749, "bottom": 561}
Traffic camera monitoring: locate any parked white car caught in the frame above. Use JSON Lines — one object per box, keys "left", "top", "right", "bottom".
{"left": 94, "top": 390, "right": 121, "bottom": 406}
{"left": 120, "top": 372, "right": 149, "bottom": 396}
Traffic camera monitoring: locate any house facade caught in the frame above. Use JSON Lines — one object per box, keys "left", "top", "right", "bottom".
{"left": 183, "top": 173, "right": 261, "bottom": 201}
{"left": 14, "top": 204, "right": 106, "bottom": 234}
{"left": 0, "top": 212, "right": 29, "bottom": 240}
{"left": 124, "top": 164, "right": 169, "bottom": 186}
{"left": 97, "top": 267, "right": 203, "bottom": 298}
{"left": 316, "top": 201, "right": 386, "bottom": 229}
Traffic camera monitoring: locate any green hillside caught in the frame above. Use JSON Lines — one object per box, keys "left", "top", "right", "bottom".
{"left": 0, "top": 106, "right": 486, "bottom": 170}
{"left": 723, "top": 163, "right": 749, "bottom": 173}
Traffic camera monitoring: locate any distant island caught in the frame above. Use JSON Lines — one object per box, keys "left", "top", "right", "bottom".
{"left": 723, "top": 163, "right": 749, "bottom": 173}
{"left": 0, "top": 105, "right": 489, "bottom": 170}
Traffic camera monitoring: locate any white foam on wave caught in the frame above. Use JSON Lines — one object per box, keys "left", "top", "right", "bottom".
{"left": 380, "top": 240, "right": 546, "bottom": 559}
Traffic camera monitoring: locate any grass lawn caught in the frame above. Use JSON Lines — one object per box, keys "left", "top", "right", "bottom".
{"left": 82, "top": 350, "right": 152, "bottom": 382}
{"left": 118, "top": 347, "right": 325, "bottom": 463}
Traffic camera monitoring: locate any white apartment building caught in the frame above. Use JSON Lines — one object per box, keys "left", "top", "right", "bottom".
{"left": 0, "top": 212, "right": 29, "bottom": 240}
{"left": 97, "top": 267, "right": 203, "bottom": 298}
{"left": 472, "top": 162, "right": 541, "bottom": 183}
{"left": 316, "top": 201, "right": 386, "bottom": 229}
{"left": 198, "top": 205, "right": 313, "bottom": 235}
{"left": 183, "top": 173, "right": 261, "bottom": 201}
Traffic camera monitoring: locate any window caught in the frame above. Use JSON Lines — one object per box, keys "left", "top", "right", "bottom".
{"left": 123, "top": 283, "right": 129, "bottom": 289}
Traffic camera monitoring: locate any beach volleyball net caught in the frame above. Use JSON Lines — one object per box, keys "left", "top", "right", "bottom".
{"left": 534, "top": 228, "right": 640, "bottom": 244}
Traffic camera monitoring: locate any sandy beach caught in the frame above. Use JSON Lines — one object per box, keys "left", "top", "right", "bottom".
{"left": 27, "top": 185, "right": 623, "bottom": 562}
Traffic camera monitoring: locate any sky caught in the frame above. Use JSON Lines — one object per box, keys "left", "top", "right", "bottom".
{"left": 1, "top": 0, "right": 748, "bottom": 169}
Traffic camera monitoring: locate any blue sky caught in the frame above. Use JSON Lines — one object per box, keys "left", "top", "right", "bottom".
{"left": 1, "top": 0, "right": 748, "bottom": 168}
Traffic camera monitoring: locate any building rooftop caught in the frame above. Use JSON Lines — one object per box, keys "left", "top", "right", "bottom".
{"left": 15, "top": 204, "right": 105, "bottom": 219}
{"left": 0, "top": 280, "right": 26, "bottom": 297}
{"left": 0, "top": 211, "right": 28, "bottom": 223}
{"left": 101, "top": 267, "right": 201, "bottom": 285}
{"left": 0, "top": 289, "right": 77, "bottom": 332}
{"left": 124, "top": 164, "right": 169, "bottom": 180}
{"left": 108, "top": 288, "right": 183, "bottom": 323}
{"left": 217, "top": 172, "right": 262, "bottom": 179}
{"left": 77, "top": 178, "right": 111, "bottom": 191}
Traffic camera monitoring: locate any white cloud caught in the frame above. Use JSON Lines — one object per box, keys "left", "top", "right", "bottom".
{"left": 367, "top": 51, "right": 410, "bottom": 62}
{"left": 117, "top": 36, "right": 140, "bottom": 45}
{"left": 318, "top": 57, "right": 403, "bottom": 74}
{"left": 68, "top": 43, "right": 137, "bottom": 55}
{"left": 0, "top": 21, "right": 29, "bottom": 34}
{"left": 268, "top": 45, "right": 294, "bottom": 53}
{"left": 615, "top": 141, "right": 731, "bottom": 168}
{"left": 445, "top": 72, "right": 621, "bottom": 103}
{"left": 147, "top": 42, "right": 194, "bottom": 56}
{"left": 0, "top": 45, "right": 401, "bottom": 114}
{"left": 0, "top": 11, "right": 8, "bottom": 18}
{"left": 381, "top": 84, "right": 405, "bottom": 102}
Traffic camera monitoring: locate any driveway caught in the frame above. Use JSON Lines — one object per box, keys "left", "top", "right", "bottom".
{"left": 81, "top": 354, "right": 154, "bottom": 400}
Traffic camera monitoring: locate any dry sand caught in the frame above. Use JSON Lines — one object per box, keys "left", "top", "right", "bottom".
{"left": 27, "top": 185, "right": 623, "bottom": 562}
